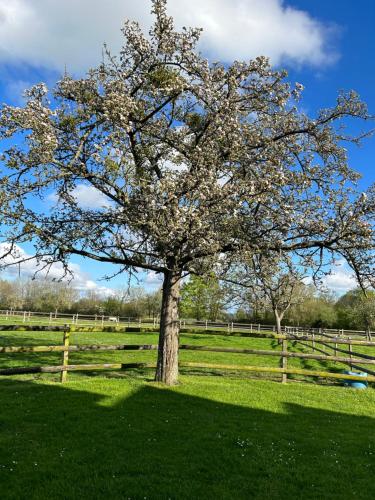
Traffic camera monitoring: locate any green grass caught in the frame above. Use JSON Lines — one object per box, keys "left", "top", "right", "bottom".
{"left": 1, "top": 329, "right": 374, "bottom": 498}
{"left": 0, "top": 374, "right": 374, "bottom": 499}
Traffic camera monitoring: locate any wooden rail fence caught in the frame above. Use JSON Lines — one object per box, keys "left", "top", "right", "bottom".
{"left": 0, "top": 309, "right": 373, "bottom": 340}
{"left": 0, "top": 325, "right": 374, "bottom": 385}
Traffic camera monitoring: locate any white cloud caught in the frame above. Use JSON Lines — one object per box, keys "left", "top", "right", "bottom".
{"left": 322, "top": 260, "right": 356, "bottom": 294}
{"left": 3, "top": 78, "right": 30, "bottom": 105}
{"left": 302, "top": 260, "right": 357, "bottom": 295}
{"left": 170, "top": 0, "right": 337, "bottom": 67}
{"left": 143, "top": 270, "right": 163, "bottom": 290}
{"left": 0, "top": 0, "right": 336, "bottom": 73}
{"left": 48, "top": 184, "right": 112, "bottom": 209}
{"left": 0, "top": 243, "right": 115, "bottom": 295}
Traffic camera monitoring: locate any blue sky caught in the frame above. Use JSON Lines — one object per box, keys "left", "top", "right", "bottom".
{"left": 0, "top": 0, "right": 373, "bottom": 294}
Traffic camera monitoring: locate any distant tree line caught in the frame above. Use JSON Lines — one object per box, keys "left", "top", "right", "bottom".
{"left": 179, "top": 274, "right": 375, "bottom": 331}
{"left": 0, "top": 278, "right": 162, "bottom": 319}
{"left": 0, "top": 275, "right": 374, "bottom": 331}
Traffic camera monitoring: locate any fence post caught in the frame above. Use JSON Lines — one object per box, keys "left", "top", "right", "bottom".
{"left": 205, "top": 320, "right": 208, "bottom": 330}
{"left": 312, "top": 333, "right": 315, "bottom": 352}
{"left": 60, "top": 325, "right": 70, "bottom": 383}
{"left": 49, "top": 312, "right": 52, "bottom": 324}
{"left": 258, "top": 324, "right": 260, "bottom": 333}
{"left": 23, "top": 311, "right": 26, "bottom": 323}
{"left": 101, "top": 315, "right": 104, "bottom": 328}
{"left": 348, "top": 338, "right": 353, "bottom": 370}
{"left": 281, "top": 338, "right": 288, "bottom": 384}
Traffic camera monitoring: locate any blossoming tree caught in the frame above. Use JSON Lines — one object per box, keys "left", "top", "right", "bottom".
{"left": 0, "top": 0, "right": 374, "bottom": 384}
{"left": 223, "top": 254, "right": 309, "bottom": 335}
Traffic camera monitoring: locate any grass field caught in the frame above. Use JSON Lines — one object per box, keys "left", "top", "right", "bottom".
{"left": 1, "top": 328, "right": 374, "bottom": 499}
{"left": 0, "top": 374, "right": 374, "bottom": 499}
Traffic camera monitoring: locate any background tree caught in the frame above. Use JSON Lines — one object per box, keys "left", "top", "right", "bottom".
{"left": 111, "top": 287, "right": 162, "bottom": 318}
{"left": 180, "top": 274, "right": 226, "bottom": 321}
{"left": 141, "top": 289, "right": 163, "bottom": 320}
{"left": 354, "top": 293, "right": 375, "bottom": 339}
{"left": 73, "top": 290, "right": 104, "bottom": 315}
{"left": 224, "top": 254, "right": 308, "bottom": 334}
{"left": 22, "top": 280, "right": 78, "bottom": 312}
{"left": 0, "top": 277, "right": 79, "bottom": 312}
{"left": 286, "top": 287, "right": 338, "bottom": 328}
{"left": 0, "top": 278, "right": 24, "bottom": 310}
{"left": 336, "top": 288, "right": 375, "bottom": 337}
{"left": 0, "top": 0, "right": 374, "bottom": 384}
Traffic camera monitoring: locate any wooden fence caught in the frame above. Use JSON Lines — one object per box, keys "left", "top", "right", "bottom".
{"left": 0, "top": 309, "right": 372, "bottom": 340}
{"left": 0, "top": 325, "right": 374, "bottom": 385}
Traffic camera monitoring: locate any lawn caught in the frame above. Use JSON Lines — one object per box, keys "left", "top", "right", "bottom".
{"left": 0, "top": 374, "right": 374, "bottom": 500}
{"left": 0, "top": 329, "right": 374, "bottom": 498}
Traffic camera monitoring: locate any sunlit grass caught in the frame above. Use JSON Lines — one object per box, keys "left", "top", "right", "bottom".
{"left": 0, "top": 375, "right": 374, "bottom": 499}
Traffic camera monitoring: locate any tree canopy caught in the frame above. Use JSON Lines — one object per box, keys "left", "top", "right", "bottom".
{"left": 0, "top": 0, "right": 374, "bottom": 383}
{"left": 180, "top": 274, "right": 226, "bottom": 321}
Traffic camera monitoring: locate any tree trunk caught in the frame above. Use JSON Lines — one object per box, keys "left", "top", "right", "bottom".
{"left": 155, "top": 269, "right": 182, "bottom": 385}
{"left": 275, "top": 310, "right": 283, "bottom": 345}
{"left": 275, "top": 312, "right": 282, "bottom": 335}
{"left": 365, "top": 325, "right": 372, "bottom": 342}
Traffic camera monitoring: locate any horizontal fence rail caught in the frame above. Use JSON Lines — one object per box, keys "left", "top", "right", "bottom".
{"left": 3, "top": 343, "right": 375, "bottom": 367}
{"left": 0, "top": 344, "right": 159, "bottom": 353}
{"left": 1, "top": 361, "right": 374, "bottom": 383}
{"left": 0, "top": 324, "right": 374, "bottom": 385}
{"left": 180, "top": 363, "right": 375, "bottom": 383}
{"left": 0, "top": 362, "right": 155, "bottom": 376}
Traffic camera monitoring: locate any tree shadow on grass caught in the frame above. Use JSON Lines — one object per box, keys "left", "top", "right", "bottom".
{"left": 0, "top": 377, "right": 374, "bottom": 500}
